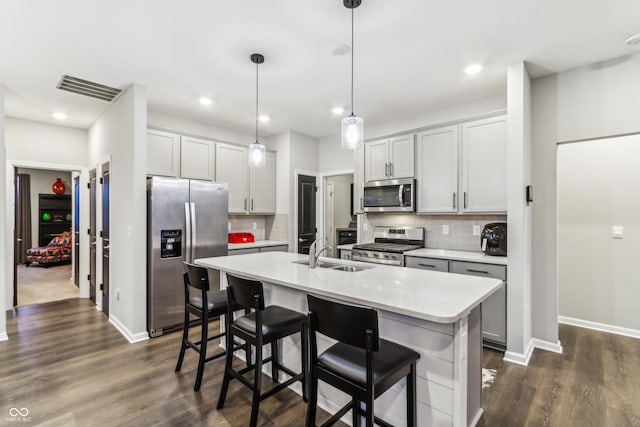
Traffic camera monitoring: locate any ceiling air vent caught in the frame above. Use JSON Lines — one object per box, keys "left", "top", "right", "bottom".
{"left": 56, "top": 74, "right": 123, "bottom": 102}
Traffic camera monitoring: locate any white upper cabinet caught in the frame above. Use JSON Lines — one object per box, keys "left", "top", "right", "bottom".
{"left": 180, "top": 136, "right": 215, "bottom": 181}
{"left": 416, "top": 126, "right": 459, "bottom": 213}
{"left": 216, "top": 143, "right": 248, "bottom": 213}
{"left": 216, "top": 143, "right": 276, "bottom": 214}
{"left": 364, "top": 133, "right": 415, "bottom": 181}
{"left": 147, "top": 129, "right": 180, "bottom": 177}
{"left": 353, "top": 144, "right": 365, "bottom": 214}
{"left": 461, "top": 116, "right": 507, "bottom": 213}
{"left": 249, "top": 151, "right": 276, "bottom": 213}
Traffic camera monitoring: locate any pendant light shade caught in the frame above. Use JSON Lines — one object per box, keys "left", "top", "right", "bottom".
{"left": 249, "top": 53, "right": 266, "bottom": 167}
{"left": 341, "top": 0, "right": 363, "bottom": 150}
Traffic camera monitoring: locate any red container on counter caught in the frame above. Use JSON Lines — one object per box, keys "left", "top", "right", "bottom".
{"left": 228, "top": 232, "right": 255, "bottom": 243}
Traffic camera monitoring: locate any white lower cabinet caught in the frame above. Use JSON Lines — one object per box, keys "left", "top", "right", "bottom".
{"left": 339, "top": 249, "right": 352, "bottom": 260}
{"left": 229, "top": 245, "right": 288, "bottom": 256}
{"left": 449, "top": 261, "right": 507, "bottom": 348}
{"left": 404, "top": 256, "right": 448, "bottom": 272}
{"left": 259, "top": 244, "right": 288, "bottom": 253}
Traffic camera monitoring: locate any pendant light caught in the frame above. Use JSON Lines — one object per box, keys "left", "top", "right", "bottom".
{"left": 248, "top": 53, "right": 266, "bottom": 167}
{"left": 341, "top": 0, "right": 364, "bottom": 150}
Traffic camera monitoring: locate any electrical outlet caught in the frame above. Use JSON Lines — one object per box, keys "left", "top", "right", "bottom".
{"left": 252, "top": 222, "right": 257, "bottom": 230}
{"left": 613, "top": 225, "right": 624, "bottom": 238}
{"left": 442, "top": 225, "right": 449, "bottom": 235}
{"left": 363, "top": 222, "right": 368, "bottom": 231}
{"left": 473, "top": 225, "right": 481, "bottom": 236}
{"left": 228, "top": 222, "right": 231, "bottom": 231}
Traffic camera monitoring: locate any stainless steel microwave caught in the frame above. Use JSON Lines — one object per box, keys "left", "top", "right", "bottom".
{"left": 363, "top": 178, "right": 416, "bottom": 213}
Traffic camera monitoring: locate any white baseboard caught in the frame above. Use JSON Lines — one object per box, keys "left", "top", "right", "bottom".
{"left": 531, "top": 338, "right": 563, "bottom": 354}
{"left": 559, "top": 316, "right": 640, "bottom": 339}
{"left": 109, "top": 314, "right": 149, "bottom": 344}
{"left": 0, "top": 332, "right": 8, "bottom": 342}
{"left": 503, "top": 339, "right": 534, "bottom": 366}
{"left": 469, "top": 408, "right": 484, "bottom": 427}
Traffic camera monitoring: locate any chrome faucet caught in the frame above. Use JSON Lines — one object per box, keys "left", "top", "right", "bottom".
{"left": 309, "top": 239, "right": 331, "bottom": 268}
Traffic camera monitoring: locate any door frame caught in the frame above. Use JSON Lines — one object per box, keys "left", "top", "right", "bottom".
{"left": 100, "top": 159, "right": 111, "bottom": 316}
{"left": 293, "top": 170, "right": 318, "bottom": 254}
{"left": 316, "top": 169, "right": 354, "bottom": 258}
{"left": 6, "top": 160, "right": 89, "bottom": 307}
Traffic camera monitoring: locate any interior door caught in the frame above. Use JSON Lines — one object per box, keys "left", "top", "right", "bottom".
{"left": 325, "top": 181, "right": 334, "bottom": 257}
{"left": 101, "top": 164, "right": 110, "bottom": 316}
{"left": 297, "top": 174, "right": 316, "bottom": 254}
{"left": 89, "top": 169, "right": 97, "bottom": 304}
{"left": 74, "top": 176, "right": 80, "bottom": 287}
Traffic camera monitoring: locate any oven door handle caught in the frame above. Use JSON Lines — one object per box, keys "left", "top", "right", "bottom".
{"left": 351, "top": 254, "right": 403, "bottom": 266}
{"left": 398, "top": 184, "right": 404, "bottom": 206}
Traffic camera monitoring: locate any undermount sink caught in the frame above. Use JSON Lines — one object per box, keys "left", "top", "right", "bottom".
{"left": 292, "top": 259, "right": 372, "bottom": 272}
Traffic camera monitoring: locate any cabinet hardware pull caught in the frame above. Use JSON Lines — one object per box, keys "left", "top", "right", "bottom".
{"left": 389, "top": 162, "right": 394, "bottom": 176}
{"left": 418, "top": 263, "right": 436, "bottom": 268}
{"left": 244, "top": 198, "right": 247, "bottom": 210}
{"left": 251, "top": 199, "right": 254, "bottom": 210}
{"left": 384, "top": 162, "right": 389, "bottom": 177}
{"left": 453, "top": 192, "right": 456, "bottom": 209}
{"left": 466, "top": 269, "right": 488, "bottom": 275}
{"left": 360, "top": 197, "right": 363, "bottom": 210}
{"left": 464, "top": 192, "right": 468, "bottom": 209}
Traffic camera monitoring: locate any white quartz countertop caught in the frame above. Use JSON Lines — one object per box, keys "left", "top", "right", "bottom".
{"left": 228, "top": 240, "right": 288, "bottom": 250}
{"left": 405, "top": 248, "right": 508, "bottom": 265}
{"left": 196, "top": 252, "right": 503, "bottom": 324}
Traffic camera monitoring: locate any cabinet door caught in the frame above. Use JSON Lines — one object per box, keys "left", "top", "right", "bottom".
{"left": 416, "top": 126, "right": 458, "bottom": 213}
{"left": 216, "top": 143, "right": 248, "bottom": 213}
{"left": 260, "top": 245, "right": 288, "bottom": 253}
{"left": 249, "top": 151, "right": 276, "bottom": 213}
{"left": 364, "top": 139, "right": 390, "bottom": 181}
{"left": 229, "top": 248, "right": 260, "bottom": 255}
{"left": 353, "top": 145, "right": 365, "bottom": 214}
{"left": 405, "top": 256, "right": 449, "bottom": 272}
{"left": 449, "top": 261, "right": 506, "bottom": 346}
{"left": 147, "top": 129, "right": 180, "bottom": 177}
{"left": 461, "top": 116, "right": 507, "bottom": 212}
{"left": 180, "top": 136, "right": 215, "bottom": 181}
{"left": 389, "top": 134, "right": 415, "bottom": 178}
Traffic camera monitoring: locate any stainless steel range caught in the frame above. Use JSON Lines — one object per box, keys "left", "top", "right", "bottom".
{"left": 352, "top": 226, "right": 425, "bottom": 266}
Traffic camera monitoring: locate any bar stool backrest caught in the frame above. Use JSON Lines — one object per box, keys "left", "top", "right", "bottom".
{"left": 183, "top": 262, "right": 210, "bottom": 291}
{"left": 307, "top": 294, "right": 380, "bottom": 352}
{"left": 226, "top": 274, "right": 265, "bottom": 311}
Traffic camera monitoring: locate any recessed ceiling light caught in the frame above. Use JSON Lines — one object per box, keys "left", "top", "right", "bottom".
{"left": 258, "top": 114, "right": 270, "bottom": 123}
{"left": 199, "top": 97, "right": 213, "bottom": 106}
{"left": 625, "top": 32, "right": 640, "bottom": 45}
{"left": 464, "top": 64, "right": 483, "bottom": 75}
{"left": 332, "top": 107, "right": 345, "bottom": 115}
{"left": 52, "top": 112, "right": 67, "bottom": 121}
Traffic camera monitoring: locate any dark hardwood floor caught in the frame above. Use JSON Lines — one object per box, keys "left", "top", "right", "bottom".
{"left": 1, "top": 299, "right": 639, "bottom": 426}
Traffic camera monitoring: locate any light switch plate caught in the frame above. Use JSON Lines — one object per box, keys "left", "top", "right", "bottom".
{"left": 613, "top": 225, "right": 624, "bottom": 238}
{"left": 442, "top": 225, "right": 449, "bottom": 235}
{"left": 228, "top": 222, "right": 231, "bottom": 231}
{"left": 473, "top": 225, "right": 481, "bottom": 236}
{"left": 363, "top": 222, "right": 368, "bottom": 231}
{"left": 253, "top": 222, "right": 257, "bottom": 230}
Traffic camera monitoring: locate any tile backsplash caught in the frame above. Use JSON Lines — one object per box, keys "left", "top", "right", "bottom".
{"left": 360, "top": 214, "right": 507, "bottom": 252}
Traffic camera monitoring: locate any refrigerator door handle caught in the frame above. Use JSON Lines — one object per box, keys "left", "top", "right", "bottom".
{"left": 190, "top": 202, "right": 197, "bottom": 262}
{"left": 185, "top": 202, "right": 192, "bottom": 263}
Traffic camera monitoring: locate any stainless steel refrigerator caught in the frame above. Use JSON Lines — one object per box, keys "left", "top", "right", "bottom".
{"left": 147, "top": 176, "right": 228, "bottom": 337}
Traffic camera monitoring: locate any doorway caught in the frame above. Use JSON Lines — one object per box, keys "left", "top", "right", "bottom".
{"left": 101, "top": 162, "right": 110, "bottom": 316}
{"left": 12, "top": 167, "right": 78, "bottom": 307}
{"left": 297, "top": 174, "right": 317, "bottom": 254}
{"left": 323, "top": 174, "right": 354, "bottom": 258}
{"left": 89, "top": 169, "right": 97, "bottom": 304}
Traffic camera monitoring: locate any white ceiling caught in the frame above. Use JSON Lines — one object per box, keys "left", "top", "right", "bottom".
{"left": 1, "top": 0, "right": 639, "bottom": 138}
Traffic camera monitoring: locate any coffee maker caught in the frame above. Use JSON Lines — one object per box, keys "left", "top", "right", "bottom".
{"left": 480, "top": 223, "right": 507, "bottom": 256}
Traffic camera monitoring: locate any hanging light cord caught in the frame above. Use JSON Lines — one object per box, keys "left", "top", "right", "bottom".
{"left": 255, "top": 61, "right": 259, "bottom": 143}
{"left": 350, "top": 5, "right": 354, "bottom": 116}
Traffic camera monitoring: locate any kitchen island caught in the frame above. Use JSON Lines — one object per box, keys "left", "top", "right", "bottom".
{"left": 196, "top": 251, "right": 503, "bottom": 427}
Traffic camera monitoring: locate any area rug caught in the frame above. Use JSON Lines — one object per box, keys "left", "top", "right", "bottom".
{"left": 482, "top": 368, "right": 497, "bottom": 389}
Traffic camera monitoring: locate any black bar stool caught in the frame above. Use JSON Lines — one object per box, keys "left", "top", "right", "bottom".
{"left": 217, "top": 274, "right": 309, "bottom": 427}
{"left": 306, "top": 294, "right": 421, "bottom": 427}
{"left": 175, "top": 262, "right": 246, "bottom": 391}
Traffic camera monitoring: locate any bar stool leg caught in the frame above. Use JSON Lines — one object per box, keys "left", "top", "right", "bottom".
{"left": 271, "top": 341, "right": 279, "bottom": 383}
{"left": 302, "top": 323, "right": 309, "bottom": 402}
{"left": 217, "top": 333, "right": 234, "bottom": 409}
{"left": 352, "top": 399, "right": 361, "bottom": 427}
{"left": 305, "top": 371, "right": 318, "bottom": 427}
{"left": 175, "top": 311, "right": 190, "bottom": 372}
{"left": 250, "top": 343, "right": 263, "bottom": 427}
{"left": 365, "top": 397, "right": 374, "bottom": 427}
{"left": 407, "top": 362, "right": 417, "bottom": 427}
{"left": 194, "top": 317, "right": 208, "bottom": 391}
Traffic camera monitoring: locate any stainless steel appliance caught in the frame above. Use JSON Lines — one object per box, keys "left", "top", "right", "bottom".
{"left": 363, "top": 178, "right": 415, "bottom": 213}
{"left": 336, "top": 228, "right": 357, "bottom": 246}
{"left": 351, "top": 226, "right": 425, "bottom": 266}
{"left": 147, "top": 176, "right": 228, "bottom": 337}
{"left": 480, "top": 222, "right": 507, "bottom": 256}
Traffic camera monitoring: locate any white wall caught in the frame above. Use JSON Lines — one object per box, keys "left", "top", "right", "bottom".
{"left": 88, "top": 84, "right": 148, "bottom": 342}
{"left": 269, "top": 131, "right": 291, "bottom": 214}
{"left": 290, "top": 131, "right": 319, "bottom": 250}
{"left": 5, "top": 118, "right": 88, "bottom": 166}
{"left": 558, "top": 135, "right": 640, "bottom": 332}
{"left": 531, "top": 53, "right": 640, "bottom": 344}
{"left": 318, "top": 135, "right": 353, "bottom": 172}
{"left": 504, "top": 62, "right": 534, "bottom": 363}
{"left": 16, "top": 168, "right": 72, "bottom": 248}
{"left": 1, "top": 85, "right": 7, "bottom": 340}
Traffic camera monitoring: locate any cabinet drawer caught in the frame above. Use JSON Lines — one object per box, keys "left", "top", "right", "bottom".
{"left": 405, "top": 256, "right": 449, "bottom": 272}
{"left": 449, "top": 261, "right": 506, "bottom": 280}
{"left": 260, "top": 245, "right": 288, "bottom": 253}
{"left": 229, "top": 248, "right": 260, "bottom": 255}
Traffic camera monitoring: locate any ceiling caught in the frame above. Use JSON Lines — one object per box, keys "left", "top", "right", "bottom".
{"left": 1, "top": 1, "right": 639, "bottom": 138}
